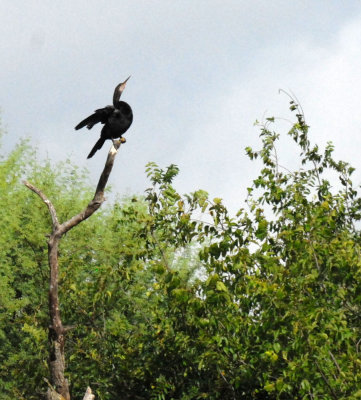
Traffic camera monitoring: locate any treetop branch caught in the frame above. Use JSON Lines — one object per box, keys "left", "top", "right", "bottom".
{"left": 22, "top": 139, "right": 124, "bottom": 400}
{"left": 24, "top": 139, "right": 124, "bottom": 236}
{"left": 60, "top": 138, "right": 124, "bottom": 235}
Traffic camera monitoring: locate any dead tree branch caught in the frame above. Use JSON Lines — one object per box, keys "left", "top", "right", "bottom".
{"left": 24, "top": 139, "right": 124, "bottom": 400}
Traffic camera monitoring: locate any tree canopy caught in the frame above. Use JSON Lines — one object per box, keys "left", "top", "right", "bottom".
{"left": 1, "top": 103, "right": 361, "bottom": 399}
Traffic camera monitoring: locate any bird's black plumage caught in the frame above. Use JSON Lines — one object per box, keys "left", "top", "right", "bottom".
{"left": 75, "top": 77, "right": 133, "bottom": 158}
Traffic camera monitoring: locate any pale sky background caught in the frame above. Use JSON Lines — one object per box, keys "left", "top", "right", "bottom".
{"left": 1, "top": 1, "right": 361, "bottom": 213}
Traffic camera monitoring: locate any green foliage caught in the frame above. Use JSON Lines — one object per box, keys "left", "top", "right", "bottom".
{"left": 1, "top": 100, "right": 361, "bottom": 399}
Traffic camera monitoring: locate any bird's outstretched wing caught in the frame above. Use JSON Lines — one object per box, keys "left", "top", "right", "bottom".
{"left": 75, "top": 106, "right": 115, "bottom": 130}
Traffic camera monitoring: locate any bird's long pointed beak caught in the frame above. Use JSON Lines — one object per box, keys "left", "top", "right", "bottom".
{"left": 119, "top": 76, "right": 131, "bottom": 92}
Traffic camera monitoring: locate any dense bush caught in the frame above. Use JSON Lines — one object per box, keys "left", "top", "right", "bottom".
{"left": 1, "top": 103, "right": 361, "bottom": 399}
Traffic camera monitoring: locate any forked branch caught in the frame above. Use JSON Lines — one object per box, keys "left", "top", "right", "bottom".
{"left": 24, "top": 139, "right": 124, "bottom": 400}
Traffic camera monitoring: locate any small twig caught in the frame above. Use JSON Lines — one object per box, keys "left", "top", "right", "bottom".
{"left": 315, "top": 361, "right": 338, "bottom": 400}
{"left": 273, "top": 142, "right": 279, "bottom": 178}
{"left": 356, "top": 338, "right": 361, "bottom": 354}
{"left": 273, "top": 161, "right": 295, "bottom": 176}
{"left": 23, "top": 181, "right": 60, "bottom": 230}
{"left": 43, "top": 378, "right": 54, "bottom": 390}
{"left": 63, "top": 325, "right": 77, "bottom": 333}
{"left": 219, "top": 370, "right": 236, "bottom": 400}
{"left": 328, "top": 351, "right": 342, "bottom": 377}
{"left": 151, "top": 231, "right": 171, "bottom": 271}
{"left": 311, "top": 243, "right": 320, "bottom": 272}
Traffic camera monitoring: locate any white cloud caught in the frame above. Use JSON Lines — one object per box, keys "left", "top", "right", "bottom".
{"left": 1, "top": 1, "right": 361, "bottom": 213}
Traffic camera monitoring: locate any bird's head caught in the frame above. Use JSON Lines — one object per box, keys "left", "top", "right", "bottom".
{"left": 113, "top": 76, "right": 131, "bottom": 106}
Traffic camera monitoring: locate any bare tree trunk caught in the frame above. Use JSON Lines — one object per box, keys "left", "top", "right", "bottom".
{"left": 47, "top": 235, "right": 70, "bottom": 400}
{"left": 24, "top": 139, "right": 125, "bottom": 400}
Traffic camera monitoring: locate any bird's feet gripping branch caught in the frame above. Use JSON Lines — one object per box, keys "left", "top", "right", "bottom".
{"left": 75, "top": 76, "right": 133, "bottom": 158}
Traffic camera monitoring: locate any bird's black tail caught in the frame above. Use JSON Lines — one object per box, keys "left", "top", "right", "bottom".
{"left": 87, "top": 138, "right": 106, "bottom": 159}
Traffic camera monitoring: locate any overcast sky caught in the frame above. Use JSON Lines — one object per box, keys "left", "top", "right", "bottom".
{"left": 2, "top": 1, "right": 361, "bottom": 213}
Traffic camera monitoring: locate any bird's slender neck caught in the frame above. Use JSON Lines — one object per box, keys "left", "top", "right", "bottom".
{"left": 113, "top": 84, "right": 122, "bottom": 107}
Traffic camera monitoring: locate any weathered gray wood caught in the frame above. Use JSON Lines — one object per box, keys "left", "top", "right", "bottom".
{"left": 24, "top": 140, "right": 123, "bottom": 399}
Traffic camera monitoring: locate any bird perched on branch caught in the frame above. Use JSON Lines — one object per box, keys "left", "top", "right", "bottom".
{"left": 75, "top": 77, "right": 133, "bottom": 158}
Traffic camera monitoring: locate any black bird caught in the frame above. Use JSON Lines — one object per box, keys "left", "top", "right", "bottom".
{"left": 75, "top": 77, "right": 133, "bottom": 158}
